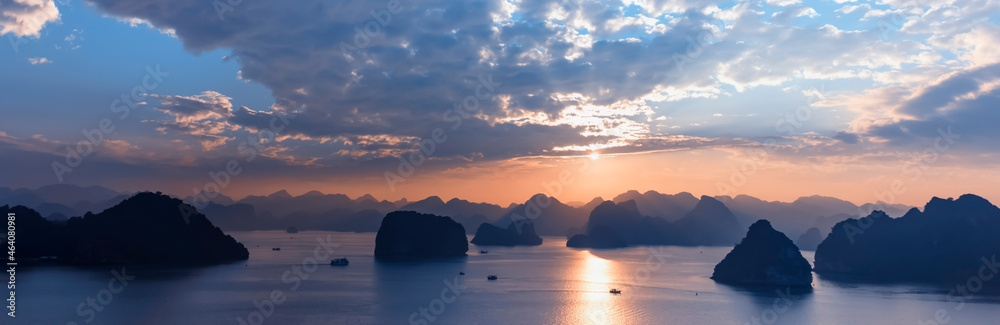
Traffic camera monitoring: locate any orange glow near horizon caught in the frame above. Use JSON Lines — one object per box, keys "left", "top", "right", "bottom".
{"left": 138, "top": 147, "right": 1000, "bottom": 209}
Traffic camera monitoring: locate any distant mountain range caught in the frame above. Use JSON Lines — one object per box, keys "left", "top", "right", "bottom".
{"left": 8, "top": 185, "right": 997, "bottom": 292}
{"left": 567, "top": 196, "right": 745, "bottom": 248}
{"left": 2, "top": 185, "right": 914, "bottom": 241}
{"left": 0, "top": 184, "right": 130, "bottom": 221}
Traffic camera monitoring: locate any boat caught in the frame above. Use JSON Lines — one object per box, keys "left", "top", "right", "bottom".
{"left": 459, "top": 272, "right": 465, "bottom": 275}
{"left": 487, "top": 275, "right": 498, "bottom": 280}
{"left": 609, "top": 288, "right": 622, "bottom": 294}
{"left": 480, "top": 250, "right": 488, "bottom": 254}
{"left": 272, "top": 247, "right": 281, "bottom": 251}
{"left": 330, "top": 258, "right": 349, "bottom": 266}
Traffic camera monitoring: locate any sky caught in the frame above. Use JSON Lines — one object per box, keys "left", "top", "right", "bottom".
{"left": 0, "top": 0, "right": 998, "bottom": 207}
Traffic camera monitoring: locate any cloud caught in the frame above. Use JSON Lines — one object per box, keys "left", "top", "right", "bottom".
{"left": 857, "top": 62, "right": 1000, "bottom": 149}
{"left": 835, "top": 4, "right": 870, "bottom": 15}
{"left": 27, "top": 56, "right": 49, "bottom": 64}
{"left": 147, "top": 91, "right": 240, "bottom": 151}
{"left": 833, "top": 131, "right": 860, "bottom": 144}
{"left": 0, "top": 0, "right": 59, "bottom": 37}
{"left": 771, "top": 6, "right": 819, "bottom": 23}
{"left": 61, "top": 0, "right": 1000, "bottom": 182}
{"left": 153, "top": 91, "right": 234, "bottom": 123}
{"left": 82, "top": 0, "right": 742, "bottom": 161}
{"left": 765, "top": 0, "right": 802, "bottom": 6}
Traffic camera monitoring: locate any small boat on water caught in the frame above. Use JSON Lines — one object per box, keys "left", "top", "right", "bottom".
{"left": 272, "top": 247, "right": 281, "bottom": 251}
{"left": 480, "top": 250, "right": 488, "bottom": 254}
{"left": 487, "top": 275, "right": 498, "bottom": 280}
{"left": 330, "top": 258, "right": 349, "bottom": 266}
{"left": 459, "top": 272, "right": 465, "bottom": 275}
{"left": 609, "top": 288, "right": 622, "bottom": 294}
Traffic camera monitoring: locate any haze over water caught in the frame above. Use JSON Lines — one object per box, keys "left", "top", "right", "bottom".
{"left": 17, "top": 231, "right": 1000, "bottom": 324}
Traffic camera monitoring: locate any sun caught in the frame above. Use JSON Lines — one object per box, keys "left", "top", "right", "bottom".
{"left": 589, "top": 152, "right": 600, "bottom": 160}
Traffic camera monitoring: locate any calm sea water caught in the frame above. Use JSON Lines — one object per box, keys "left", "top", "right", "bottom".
{"left": 15, "top": 231, "right": 1000, "bottom": 324}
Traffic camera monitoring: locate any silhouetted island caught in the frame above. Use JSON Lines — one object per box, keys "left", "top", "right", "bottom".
{"left": 566, "top": 225, "right": 629, "bottom": 248}
{"left": 665, "top": 196, "right": 745, "bottom": 246}
{"left": 495, "top": 193, "right": 596, "bottom": 237}
{"left": 374, "top": 211, "right": 468, "bottom": 259}
{"left": 566, "top": 200, "right": 636, "bottom": 248}
{"left": 2, "top": 192, "right": 249, "bottom": 265}
{"left": 795, "top": 227, "right": 823, "bottom": 251}
{"left": 814, "top": 194, "right": 1000, "bottom": 291}
{"left": 712, "top": 220, "right": 812, "bottom": 288}
{"left": 566, "top": 196, "right": 745, "bottom": 248}
{"left": 470, "top": 221, "right": 543, "bottom": 246}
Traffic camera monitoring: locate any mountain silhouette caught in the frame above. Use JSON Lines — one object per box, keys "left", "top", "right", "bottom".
{"left": 470, "top": 220, "right": 543, "bottom": 246}
{"left": 374, "top": 211, "right": 468, "bottom": 259}
{"left": 715, "top": 194, "right": 912, "bottom": 239}
{"left": 495, "top": 194, "right": 591, "bottom": 237}
{"left": 3, "top": 192, "right": 248, "bottom": 265}
{"left": 188, "top": 190, "right": 400, "bottom": 232}
{"left": 612, "top": 190, "right": 698, "bottom": 222}
{"left": 401, "top": 196, "right": 509, "bottom": 233}
{"left": 814, "top": 194, "right": 1000, "bottom": 291}
{"left": 795, "top": 227, "right": 823, "bottom": 251}
{"left": 667, "top": 196, "right": 745, "bottom": 246}
{"left": 712, "top": 220, "right": 812, "bottom": 288}
{"left": 0, "top": 184, "right": 128, "bottom": 220}
{"left": 8, "top": 185, "right": 918, "bottom": 242}
{"left": 567, "top": 196, "right": 745, "bottom": 248}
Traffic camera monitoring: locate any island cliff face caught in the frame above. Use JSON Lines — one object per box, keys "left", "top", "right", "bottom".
{"left": 814, "top": 194, "right": 1000, "bottom": 290}
{"left": 712, "top": 220, "right": 812, "bottom": 287}
{"left": 3, "top": 192, "right": 249, "bottom": 265}
{"left": 374, "top": 211, "right": 469, "bottom": 259}
{"left": 470, "top": 221, "right": 543, "bottom": 246}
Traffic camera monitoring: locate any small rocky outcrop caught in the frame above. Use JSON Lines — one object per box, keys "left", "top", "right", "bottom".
{"left": 711, "top": 220, "right": 812, "bottom": 287}
{"left": 470, "top": 221, "right": 543, "bottom": 246}
{"left": 374, "top": 211, "right": 468, "bottom": 259}
{"left": 795, "top": 227, "right": 823, "bottom": 251}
